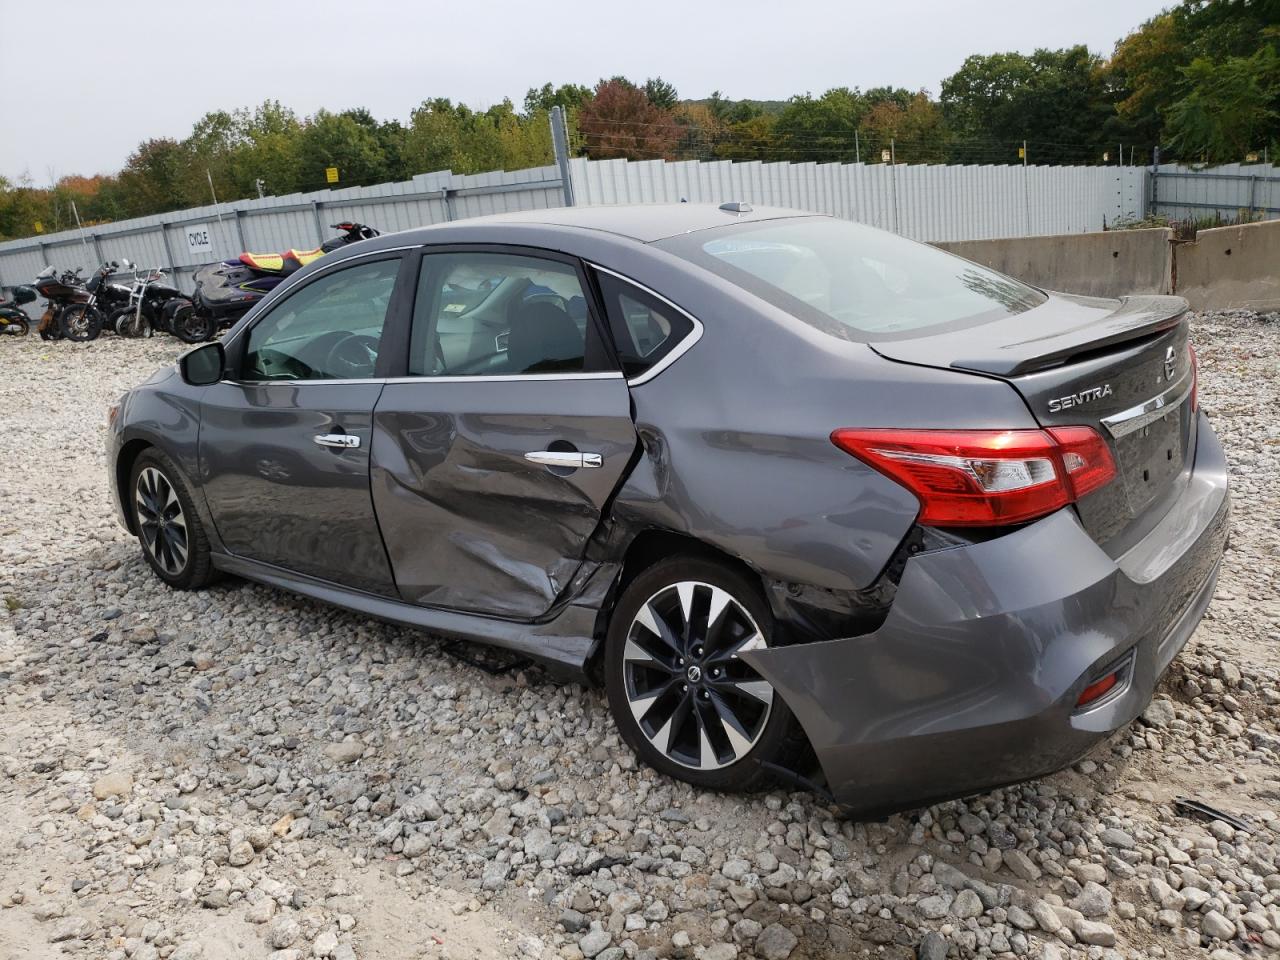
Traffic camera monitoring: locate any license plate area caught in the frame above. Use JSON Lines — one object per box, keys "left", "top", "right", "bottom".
{"left": 1113, "top": 401, "right": 1186, "bottom": 513}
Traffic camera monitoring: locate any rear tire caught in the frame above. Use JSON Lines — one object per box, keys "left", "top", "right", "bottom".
{"left": 58, "top": 304, "right": 103, "bottom": 342}
{"left": 129, "top": 449, "right": 215, "bottom": 590}
{"left": 173, "top": 305, "right": 214, "bottom": 344}
{"left": 2, "top": 317, "right": 29, "bottom": 336}
{"left": 604, "top": 556, "right": 802, "bottom": 794}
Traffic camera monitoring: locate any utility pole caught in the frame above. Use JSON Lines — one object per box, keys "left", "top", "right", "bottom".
{"left": 854, "top": 129, "right": 860, "bottom": 164}
{"left": 206, "top": 170, "right": 224, "bottom": 225}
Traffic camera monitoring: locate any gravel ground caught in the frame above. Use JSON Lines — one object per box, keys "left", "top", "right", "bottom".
{"left": 1, "top": 311, "right": 1278, "bottom": 960}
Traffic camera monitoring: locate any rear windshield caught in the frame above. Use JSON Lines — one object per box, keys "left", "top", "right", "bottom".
{"left": 657, "top": 217, "right": 1046, "bottom": 342}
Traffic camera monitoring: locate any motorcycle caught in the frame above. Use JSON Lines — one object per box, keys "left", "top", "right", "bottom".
{"left": 110, "top": 264, "right": 186, "bottom": 339}
{"left": 171, "top": 222, "right": 380, "bottom": 342}
{"left": 32, "top": 266, "right": 90, "bottom": 341}
{"left": 56, "top": 261, "right": 137, "bottom": 341}
{"left": 0, "top": 285, "right": 36, "bottom": 337}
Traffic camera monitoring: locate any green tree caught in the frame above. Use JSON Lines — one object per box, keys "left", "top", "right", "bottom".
{"left": 295, "top": 110, "right": 386, "bottom": 189}
{"left": 522, "top": 82, "right": 592, "bottom": 116}
{"left": 941, "top": 47, "right": 1113, "bottom": 163}
{"left": 117, "top": 138, "right": 192, "bottom": 216}
{"left": 643, "top": 77, "right": 679, "bottom": 110}
{"left": 1166, "top": 45, "right": 1280, "bottom": 160}
{"left": 773, "top": 88, "right": 867, "bottom": 162}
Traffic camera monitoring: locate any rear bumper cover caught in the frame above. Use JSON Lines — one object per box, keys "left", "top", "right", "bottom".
{"left": 742, "top": 411, "right": 1230, "bottom": 816}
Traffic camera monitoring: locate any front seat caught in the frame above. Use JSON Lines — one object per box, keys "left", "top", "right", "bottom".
{"left": 506, "top": 300, "right": 583, "bottom": 374}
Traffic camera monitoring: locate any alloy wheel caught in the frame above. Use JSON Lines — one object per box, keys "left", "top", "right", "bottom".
{"left": 135, "top": 467, "right": 188, "bottom": 576}
{"left": 622, "top": 581, "right": 773, "bottom": 770}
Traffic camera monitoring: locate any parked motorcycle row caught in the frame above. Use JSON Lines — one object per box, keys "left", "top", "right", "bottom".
{"left": 0, "top": 222, "right": 380, "bottom": 345}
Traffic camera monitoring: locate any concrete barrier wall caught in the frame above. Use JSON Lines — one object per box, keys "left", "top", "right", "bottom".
{"left": 1175, "top": 219, "right": 1280, "bottom": 312}
{"left": 933, "top": 228, "right": 1174, "bottom": 298}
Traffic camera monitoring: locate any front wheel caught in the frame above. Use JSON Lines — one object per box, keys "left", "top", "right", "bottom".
{"left": 111, "top": 307, "right": 149, "bottom": 338}
{"left": 129, "top": 449, "right": 216, "bottom": 590}
{"left": 58, "top": 304, "right": 104, "bottom": 342}
{"left": 604, "top": 556, "right": 804, "bottom": 793}
{"left": 173, "top": 305, "right": 215, "bottom": 344}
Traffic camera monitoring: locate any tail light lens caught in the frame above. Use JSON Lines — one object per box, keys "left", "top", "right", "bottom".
{"left": 830, "top": 427, "right": 1117, "bottom": 527}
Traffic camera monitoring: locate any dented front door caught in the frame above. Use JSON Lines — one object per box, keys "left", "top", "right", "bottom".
{"left": 369, "top": 375, "right": 637, "bottom": 619}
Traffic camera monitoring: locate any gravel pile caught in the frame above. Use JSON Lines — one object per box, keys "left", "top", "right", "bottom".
{"left": 1, "top": 311, "right": 1278, "bottom": 960}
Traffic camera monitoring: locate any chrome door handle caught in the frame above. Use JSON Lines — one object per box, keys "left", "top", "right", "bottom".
{"left": 524, "top": 450, "right": 602, "bottom": 469}
{"left": 314, "top": 433, "right": 361, "bottom": 449}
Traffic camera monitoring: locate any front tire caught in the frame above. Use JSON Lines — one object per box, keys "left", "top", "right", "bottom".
{"left": 604, "top": 556, "right": 801, "bottom": 793}
{"left": 58, "top": 304, "right": 103, "bottom": 342}
{"left": 129, "top": 450, "right": 215, "bottom": 590}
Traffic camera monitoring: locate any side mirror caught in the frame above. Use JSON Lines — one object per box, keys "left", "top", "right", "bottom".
{"left": 179, "top": 341, "right": 225, "bottom": 386}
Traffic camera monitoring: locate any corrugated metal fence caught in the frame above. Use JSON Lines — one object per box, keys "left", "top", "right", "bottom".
{"left": 568, "top": 157, "right": 1148, "bottom": 242}
{"left": 1149, "top": 162, "right": 1280, "bottom": 221}
{"left": 4, "top": 156, "right": 1275, "bottom": 317}
{"left": 0, "top": 166, "right": 564, "bottom": 308}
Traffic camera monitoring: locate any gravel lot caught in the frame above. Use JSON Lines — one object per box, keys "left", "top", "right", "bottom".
{"left": 1, "top": 311, "right": 1278, "bottom": 960}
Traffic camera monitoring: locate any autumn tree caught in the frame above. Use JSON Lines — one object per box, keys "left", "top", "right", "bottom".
{"left": 577, "top": 78, "right": 679, "bottom": 160}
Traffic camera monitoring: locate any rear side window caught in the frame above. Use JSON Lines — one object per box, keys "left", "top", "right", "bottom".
{"left": 657, "top": 217, "right": 1045, "bottom": 342}
{"left": 409, "top": 252, "right": 595, "bottom": 376}
{"left": 595, "top": 272, "right": 694, "bottom": 379}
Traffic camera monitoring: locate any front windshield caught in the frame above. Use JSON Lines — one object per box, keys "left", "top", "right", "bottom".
{"left": 658, "top": 217, "right": 1045, "bottom": 341}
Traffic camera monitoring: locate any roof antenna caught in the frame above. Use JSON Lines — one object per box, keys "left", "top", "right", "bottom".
{"left": 680, "top": 197, "right": 688, "bottom": 203}
{"left": 719, "top": 201, "right": 752, "bottom": 213}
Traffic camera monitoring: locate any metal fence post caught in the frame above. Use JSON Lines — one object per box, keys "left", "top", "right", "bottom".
{"left": 550, "top": 106, "right": 575, "bottom": 207}
{"left": 159, "top": 225, "right": 178, "bottom": 278}
{"left": 232, "top": 208, "right": 247, "bottom": 253}
{"left": 91, "top": 233, "right": 104, "bottom": 267}
{"left": 311, "top": 201, "right": 325, "bottom": 244}
{"left": 1150, "top": 146, "right": 1161, "bottom": 219}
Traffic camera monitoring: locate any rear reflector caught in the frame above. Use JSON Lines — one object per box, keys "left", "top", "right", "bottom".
{"left": 830, "top": 427, "right": 1117, "bottom": 527}
{"left": 1076, "top": 670, "right": 1120, "bottom": 707}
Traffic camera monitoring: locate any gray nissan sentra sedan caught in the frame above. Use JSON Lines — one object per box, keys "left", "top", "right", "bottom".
{"left": 106, "top": 203, "right": 1229, "bottom": 815}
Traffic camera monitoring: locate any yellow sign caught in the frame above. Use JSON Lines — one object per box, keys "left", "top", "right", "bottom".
{"left": 325, "top": 167, "right": 339, "bottom": 184}
{"left": 1017, "top": 146, "right": 1026, "bottom": 159}
{"left": 33, "top": 221, "right": 43, "bottom": 233}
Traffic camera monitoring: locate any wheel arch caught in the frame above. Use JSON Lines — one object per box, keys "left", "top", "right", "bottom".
{"left": 115, "top": 438, "right": 154, "bottom": 535}
{"left": 583, "top": 527, "right": 767, "bottom": 685}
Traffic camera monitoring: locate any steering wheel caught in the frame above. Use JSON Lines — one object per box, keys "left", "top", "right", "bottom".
{"left": 324, "top": 334, "right": 380, "bottom": 379}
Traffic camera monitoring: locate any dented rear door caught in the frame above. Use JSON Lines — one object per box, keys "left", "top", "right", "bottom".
{"left": 369, "top": 376, "right": 636, "bottom": 618}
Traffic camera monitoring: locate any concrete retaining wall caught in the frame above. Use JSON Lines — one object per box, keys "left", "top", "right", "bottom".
{"left": 1175, "top": 219, "right": 1280, "bottom": 312}
{"left": 933, "top": 228, "right": 1174, "bottom": 298}
{"left": 937, "top": 220, "right": 1279, "bottom": 311}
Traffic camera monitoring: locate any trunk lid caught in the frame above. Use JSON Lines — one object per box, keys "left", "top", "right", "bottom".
{"left": 871, "top": 293, "right": 1196, "bottom": 549}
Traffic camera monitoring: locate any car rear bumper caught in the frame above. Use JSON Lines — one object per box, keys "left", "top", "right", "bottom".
{"left": 741, "top": 411, "right": 1230, "bottom": 817}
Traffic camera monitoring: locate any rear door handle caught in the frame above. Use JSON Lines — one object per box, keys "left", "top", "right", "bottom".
{"left": 314, "top": 433, "right": 361, "bottom": 449}
{"left": 525, "top": 450, "right": 602, "bottom": 469}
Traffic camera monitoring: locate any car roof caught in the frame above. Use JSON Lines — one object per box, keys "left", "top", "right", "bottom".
{"left": 391, "top": 203, "right": 820, "bottom": 245}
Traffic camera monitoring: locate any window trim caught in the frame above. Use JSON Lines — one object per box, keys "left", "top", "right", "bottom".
{"left": 588, "top": 264, "right": 705, "bottom": 386}
{"left": 403, "top": 243, "right": 619, "bottom": 381}
{"left": 221, "top": 247, "right": 412, "bottom": 386}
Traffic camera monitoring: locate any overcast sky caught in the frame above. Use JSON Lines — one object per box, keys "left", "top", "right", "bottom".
{"left": 0, "top": 0, "right": 1170, "bottom": 181}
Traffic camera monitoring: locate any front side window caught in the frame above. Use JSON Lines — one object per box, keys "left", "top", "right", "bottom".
{"left": 242, "top": 257, "right": 400, "bottom": 381}
{"left": 657, "top": 218, "right": 1046, "bottom": 342}
{"left": 409, "top": 253, "right": 590, "bottom": 376}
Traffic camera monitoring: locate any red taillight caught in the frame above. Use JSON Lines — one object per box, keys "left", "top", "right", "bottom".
{"left": 1076, "top": 670, "right": 1120, "bottom": 707}
{"left": 830, "top": 427, "right": 1117, "bottom": 527}
{"left": 1189, "top": 343, "right": 1198, "bottom": 413}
